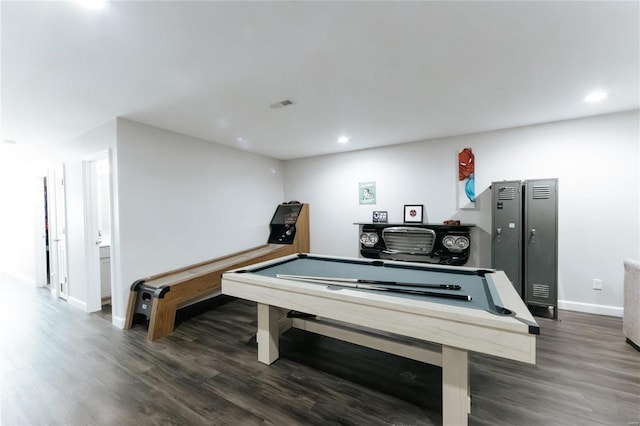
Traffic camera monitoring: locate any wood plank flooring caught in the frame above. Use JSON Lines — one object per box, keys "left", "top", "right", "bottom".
{"left": 1, "top": 273, "right": 638, "bottom": 425}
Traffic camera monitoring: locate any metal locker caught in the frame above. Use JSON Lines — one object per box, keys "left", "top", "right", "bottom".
{"left": 491, "top": 181, "right": 523, "bottom": 295}
{"left": 524, "top": 178, "right": 558, "bottom": 319}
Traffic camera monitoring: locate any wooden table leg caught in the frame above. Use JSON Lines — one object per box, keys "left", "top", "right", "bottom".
{"left": 442, "top": 346, "right": 470, "bottom": 426}
{"left": 148, "top": 299, "right": 177, "bottom": 341}
{"left": 257, "top": 303, "right": 280, "bottom": 365}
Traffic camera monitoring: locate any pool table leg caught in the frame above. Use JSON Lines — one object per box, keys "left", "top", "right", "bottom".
{"left": 257, "top": 303, "right": 280, "bottom": 365}
{"left": 442, "top": 346, "right": 470, "bottom": 426}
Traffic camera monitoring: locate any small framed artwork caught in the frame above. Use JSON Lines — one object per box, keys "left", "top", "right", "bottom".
{"left": 372, "top": 211, "right": 388, "bottom": 223}
{"left": 404, "top": 204, "right": 424, "bottom": 223}
{"left": 359, "top": 181, "right": 376, "bottom": 205}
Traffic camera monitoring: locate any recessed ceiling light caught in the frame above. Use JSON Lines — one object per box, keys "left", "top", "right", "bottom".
{"left": 338, "top": 136, "right": 350, "bottom": 144}
{"left": 76, "top": 0, "right": 109, "bottom": 10}
{"left": 584, "top": 91, "right": 608, "bottom": 103}
{"left": 3, "top": 140, "right": 17, "bottom": 145}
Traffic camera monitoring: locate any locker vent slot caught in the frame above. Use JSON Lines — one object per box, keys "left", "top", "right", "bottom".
{"left": 498, "top": 187, "right": 515, "bottom": 200}
{"left": 532, "top": 283, "right": 550, "bottom": 299}
{"left": 532, "top": 185, "right": 551, "bottom": 199}
{"left": 382, "top": 227, "right": 435, "bottom": 254}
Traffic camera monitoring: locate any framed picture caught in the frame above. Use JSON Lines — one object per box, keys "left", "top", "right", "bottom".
{"left": 359, "top": 181, "right": 376, "bottom": 205}
{"left": 372, "top": 211, "right": 388, "bottom": 223}
{"left": 404, "top": 204, "right": 424, "bottom": 223}
{"left": 458, "top": 147, "right": 476, "bottom": 209}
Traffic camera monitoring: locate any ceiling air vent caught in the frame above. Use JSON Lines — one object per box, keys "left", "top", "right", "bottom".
{"left": 270, "top": 99, "right": 294, "bottom": 109}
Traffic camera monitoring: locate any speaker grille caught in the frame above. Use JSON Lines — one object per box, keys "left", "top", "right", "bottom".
{"left": 382, "top": 227, "right": 436, "bottom": 254}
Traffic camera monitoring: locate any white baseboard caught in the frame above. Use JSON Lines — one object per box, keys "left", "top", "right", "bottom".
{"left": 0, "top": 269, "right": 36, "bottom": 286}
{"left": 112, "top": 315, "right": 126, "bottom": 329}
{"left": 67, "top": 296, "right": 87, "bottom": 311}
{"left": 558, "top": 300, "right": 623, "bottom": 317}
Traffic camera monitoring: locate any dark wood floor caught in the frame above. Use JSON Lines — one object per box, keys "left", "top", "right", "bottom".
{"left": 1, "top": 273, "right": 638, "bottom": 426}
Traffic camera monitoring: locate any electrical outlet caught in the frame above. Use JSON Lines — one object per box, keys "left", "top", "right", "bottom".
{"left": 592, "top": 278, "right": 603, "bottom": 290}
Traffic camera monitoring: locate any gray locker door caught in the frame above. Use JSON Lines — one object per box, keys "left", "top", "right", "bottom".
{"left": 524, "top": 178, "right": 558, "bottom": 312}
{"left": 491, "top": 181, "right": 523, "bottom": 295}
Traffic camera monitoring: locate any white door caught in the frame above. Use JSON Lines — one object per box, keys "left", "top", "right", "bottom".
{"left": 50, "top": 165, "right": 69, "bottom": 299}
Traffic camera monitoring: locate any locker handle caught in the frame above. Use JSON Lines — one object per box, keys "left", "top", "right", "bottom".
{"left": 530, "top": 228, "right": 536, "bottom": 243}
{"left": 496, "top": 228, "right": 501, "bottom": 236}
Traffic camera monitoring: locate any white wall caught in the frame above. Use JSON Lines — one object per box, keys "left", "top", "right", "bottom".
{"left": 0, "top": 147, "right": 43, "bottom": 285}
{"left": 114, "top": 119, "right": 284, "bottom": 325}
{"left": 283, "top": 110, "right": 640, "bottom": 316}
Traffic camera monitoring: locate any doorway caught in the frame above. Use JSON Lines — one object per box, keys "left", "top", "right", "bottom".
{"left": 43, "top": 176, "right": 51, "bottom": 288}
{"left": 83, "top": 151, "right": 114, "bottom": 319}
{"left": 46, "top": 165, "right": 69, "bottom": 299}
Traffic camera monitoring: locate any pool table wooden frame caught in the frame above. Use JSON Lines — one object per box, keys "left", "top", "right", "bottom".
{"left": 221, "top": 253, "right": 538, "bottom": 426}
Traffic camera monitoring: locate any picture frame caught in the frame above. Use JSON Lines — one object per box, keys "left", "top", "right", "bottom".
{"left": 403, "top": 204, "right": 424, "bottom": 223}
{"left": 372, "top": 211, "right": 388, "bottom": 223}
{"left": 359, "top": 181, "right": 376, "bottom": 205}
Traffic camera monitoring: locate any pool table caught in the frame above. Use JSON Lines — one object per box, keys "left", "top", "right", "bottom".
{"left": 221, "top": 253, "right": 539, "bottom": 425}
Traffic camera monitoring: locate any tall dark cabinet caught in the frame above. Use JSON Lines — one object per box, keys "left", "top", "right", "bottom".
{"left": 492, "top": 178, "right": 558, "bottom": 319}
{"left": 491, "top": 180, "right": 523, "bottom": 295}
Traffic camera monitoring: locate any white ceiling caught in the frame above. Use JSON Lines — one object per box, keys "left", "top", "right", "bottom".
{"left": 1, "top": 1, "right": 638, "bottom": 160}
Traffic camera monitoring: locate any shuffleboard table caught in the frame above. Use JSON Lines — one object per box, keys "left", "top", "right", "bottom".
{"left": 221, "top": 253, "right": 539, "bottom": 425}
